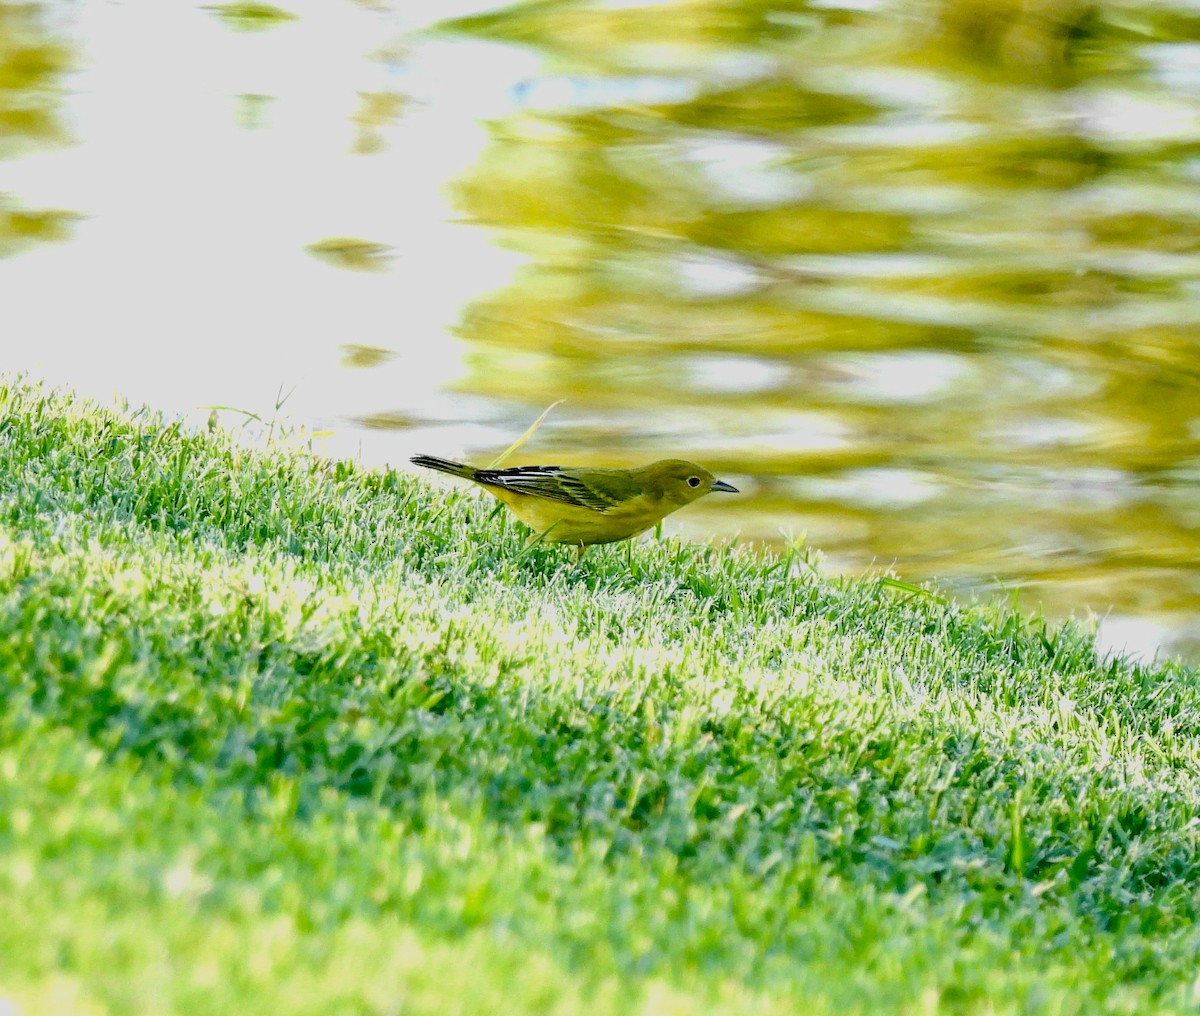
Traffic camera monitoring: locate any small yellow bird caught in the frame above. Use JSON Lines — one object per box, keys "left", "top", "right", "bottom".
{"left": 411, "top": 454, "right": 738, "bottom": 554}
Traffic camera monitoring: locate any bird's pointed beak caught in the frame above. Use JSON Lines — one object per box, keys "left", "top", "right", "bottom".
{"left": 710, "top": 479, "right": 739, "bottom": 493}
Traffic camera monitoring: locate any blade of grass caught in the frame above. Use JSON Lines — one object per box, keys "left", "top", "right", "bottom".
{"left": 488, "top": 400, "right": 565, "bottom": 468}
{"left": 518, "top": 519, "right": 564, "bottom": 559}
{"left": 878, "top": 576, "right": 947, "bottom": 603}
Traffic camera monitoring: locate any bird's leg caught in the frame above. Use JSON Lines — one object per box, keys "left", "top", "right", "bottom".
{"left": 574, "top": 544, "right": 588, "bottom": 564}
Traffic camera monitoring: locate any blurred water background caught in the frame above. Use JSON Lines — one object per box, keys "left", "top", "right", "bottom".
{"left": 2, "top": 0, "right": 1199, "bottom": 662}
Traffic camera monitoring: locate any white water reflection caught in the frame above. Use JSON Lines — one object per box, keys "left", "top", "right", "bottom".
{"left": 3, "top": 2, "right": 535, "bottom": 466}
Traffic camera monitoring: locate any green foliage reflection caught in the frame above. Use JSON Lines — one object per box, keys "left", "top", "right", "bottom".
{"left": 439, "top": 0, "right": 1200, "bottom": 658}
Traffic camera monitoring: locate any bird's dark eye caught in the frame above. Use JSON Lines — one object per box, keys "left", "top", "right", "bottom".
{"left": 687, "top": 476, "right": 701, "bottom": 488}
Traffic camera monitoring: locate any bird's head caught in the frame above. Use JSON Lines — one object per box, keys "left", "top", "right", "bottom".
{"left": 648, "top": 459, "right": 739, "bottom": 507}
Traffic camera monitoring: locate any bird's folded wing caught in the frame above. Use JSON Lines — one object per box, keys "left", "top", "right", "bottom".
{"left": 476, "top": 466, "right": 634, "bottom": 513}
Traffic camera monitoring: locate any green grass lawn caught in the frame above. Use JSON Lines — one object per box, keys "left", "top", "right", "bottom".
{"left": 2, "top": 376, "right": 1199, "bottom": 1015}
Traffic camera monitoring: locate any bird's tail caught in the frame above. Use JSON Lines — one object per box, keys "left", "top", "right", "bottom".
{"left": 410, "top": 454, "right": 480, "bottom": 482}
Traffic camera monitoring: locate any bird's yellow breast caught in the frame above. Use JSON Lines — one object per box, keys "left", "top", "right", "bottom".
{"left": 488, "top": 488, "right": 665, "bottom": 546}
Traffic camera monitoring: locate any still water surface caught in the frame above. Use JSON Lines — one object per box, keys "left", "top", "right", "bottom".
{"left": 3, "top": 0, "right": 1199, "bottom": 662}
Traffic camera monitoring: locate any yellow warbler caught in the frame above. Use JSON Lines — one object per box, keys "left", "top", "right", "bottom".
{"left": 411, "top": 455, "right": 738, "bottom": 553}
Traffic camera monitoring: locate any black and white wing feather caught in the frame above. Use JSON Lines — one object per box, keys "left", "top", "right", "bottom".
{"left": 475, "top": 465, "right": 630, "bottom": 513}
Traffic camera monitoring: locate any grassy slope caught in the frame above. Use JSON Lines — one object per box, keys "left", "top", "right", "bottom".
{"left": 1, "top": 377, "right": 1199, "bottom": 1015}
